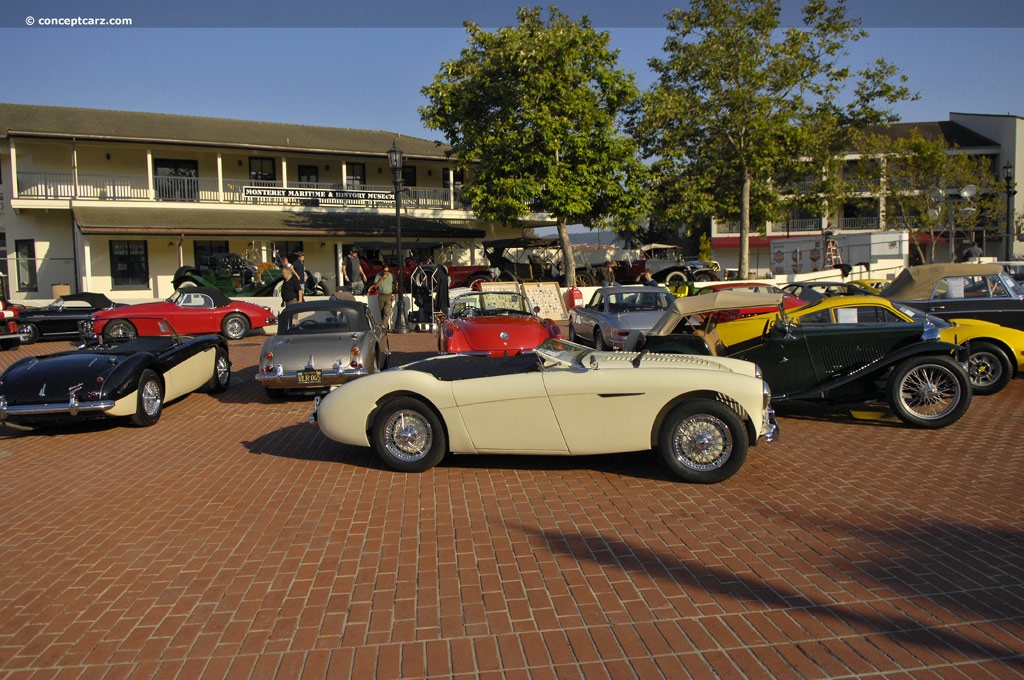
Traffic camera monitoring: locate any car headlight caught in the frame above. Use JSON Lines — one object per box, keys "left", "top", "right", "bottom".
{"left": 762, "top": 380, "right": 772, "bottom": 410}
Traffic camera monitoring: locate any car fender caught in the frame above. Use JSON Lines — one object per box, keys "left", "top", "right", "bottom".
{"left": 783, "top": 340, "right": 964, "bottom": 401}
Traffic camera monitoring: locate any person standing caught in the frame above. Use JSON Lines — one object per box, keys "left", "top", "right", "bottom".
{"left": 374, "top": 265, "right": 396, "bottom": 329}
{"left": 280, "top": 266, "right": 303, "bottom": 307}
{"left": 292, "top": 251, "right": 307, "bottom": 286}
{"left": 344, "top": 249, "right": 367, "bottom": 295}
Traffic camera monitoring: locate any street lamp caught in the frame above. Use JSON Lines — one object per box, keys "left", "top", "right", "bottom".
{"left": 1004, "top": 162, "right": 1016, "bottom": 261}
{"left": 927, "top": 185, "right": 977, "bottom": 262}
{"left": 387, "top": 142, "right": 410, "bottom": 333}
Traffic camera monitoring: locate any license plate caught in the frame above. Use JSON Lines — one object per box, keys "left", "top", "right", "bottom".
{"left": 297, "top": 369, "right": 323, "bottom": 385}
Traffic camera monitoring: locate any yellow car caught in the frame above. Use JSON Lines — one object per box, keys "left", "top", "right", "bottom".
{"left": 850, "top": 278, "right": 893, "bottom": 293}
{"left": 716, "top": 295, "right": 1024, "bottom": 395}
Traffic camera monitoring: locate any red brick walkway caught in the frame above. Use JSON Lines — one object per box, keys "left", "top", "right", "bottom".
{"left": 0, "top": 332, "right": 1022, "bottom": 678}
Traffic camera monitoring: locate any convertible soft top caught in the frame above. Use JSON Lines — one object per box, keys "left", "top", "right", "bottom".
{"left": 883, "top": 263, "right": 1004, "bottom": 301}
{"left": 647, "top": 291, "right": 784, "bottom": 336}
{"left": 58, "top": 292, "right": 116, "bottom": 308}
{"left": 174, "top": 285, "right": 232, "bottom": 307}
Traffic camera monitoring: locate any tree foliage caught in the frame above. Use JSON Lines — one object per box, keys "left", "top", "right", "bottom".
{"left": 854, "top": 130, "right": 1001, "bottom": 263}
{"left": 629, "top": 0, "right": 915, "bottom": 277}
{"left": 419, "top": 6, "right": 649, "bottom": 284}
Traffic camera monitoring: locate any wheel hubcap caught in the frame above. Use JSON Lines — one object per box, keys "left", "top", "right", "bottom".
{"left": 672, "top": 414, "right": 732, "bottom": 471}
{"left": 968, "top": 353, "right": 999, "bottom": 387}
{"left": 216, "top": 357, "right": 230, "bottom": 384}
{"left": 383, "top": 410, "right": 433, "bottom": 462}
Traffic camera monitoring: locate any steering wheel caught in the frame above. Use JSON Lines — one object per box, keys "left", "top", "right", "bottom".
{"left": 298, "top": 319, "right": 320, "bottom": 328}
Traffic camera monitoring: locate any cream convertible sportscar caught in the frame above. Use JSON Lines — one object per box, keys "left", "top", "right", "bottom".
{"left": 312, "top": 338, "right": 778, "bottom": 484}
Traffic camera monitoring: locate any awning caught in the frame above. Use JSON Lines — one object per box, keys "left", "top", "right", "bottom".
{"left": 72, "top": 205, "right": 486, "bottom": 240}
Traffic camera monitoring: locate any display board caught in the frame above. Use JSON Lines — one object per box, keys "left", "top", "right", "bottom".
{"left": 478, "top": 281, "right": 521, "bottom": 294}
{"left": 519, "top": 281, "right": 568, "bottom": 321}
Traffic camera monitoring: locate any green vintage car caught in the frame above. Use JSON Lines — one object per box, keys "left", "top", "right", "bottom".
{"left": 626, "top": 291, "right": 972, "bottom": 429}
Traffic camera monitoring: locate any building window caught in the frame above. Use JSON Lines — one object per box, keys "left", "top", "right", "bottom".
{"left": 154, "top": 159, "right": 199, "bottom": 202}
{"left": 346, "top": 163, "right": 365, "bottom": 189}
{"left": 249, "top": 157, "right": 276, "bottom": 182}
{"left": 110, "top": 240, "right": 149, "bottom": 287}
{"left": 443, "top": 168, "right": 464, "bottom": 189}
{"left": 402, "top": 166, "right": 417, "bottom": 188}
{"left": 298, "top": 165, "right": 319, "bottom": 184}
{"left": 15, "top": 239, "right": 38, "bottom": 292}
{"left": 194, "top": 240, "right": 230, "bottom": 270}
{"left": 276, "top": 241, "right": 304, "bottom": 265}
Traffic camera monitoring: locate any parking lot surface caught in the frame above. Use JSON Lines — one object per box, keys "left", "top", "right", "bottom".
{"left": 1, "top": 331, "right": 1022, "bottom": 678}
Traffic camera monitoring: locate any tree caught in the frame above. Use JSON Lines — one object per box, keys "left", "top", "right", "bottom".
{"left": 419, "top": 6, "right": 649, "bottom": 285}
{"left": 854, "top": 129, "right": 1001, "bottom": 263}
{"left": 630, "top": 0, "right": 915, "bottom": 278}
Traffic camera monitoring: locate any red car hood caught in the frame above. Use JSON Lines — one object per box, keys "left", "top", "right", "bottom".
{"left": 450, "top": 316, "right": 556, "bottom": 353}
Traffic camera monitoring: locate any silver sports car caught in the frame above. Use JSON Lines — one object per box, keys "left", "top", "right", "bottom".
{"left": 568, "top": 285, "right": 675, "bottom": 350}
{"left": 255, "top": 298, "right": 389, "bottom": 398}
{"left": 312, "top": 338, "right": 778, "bottom": 484}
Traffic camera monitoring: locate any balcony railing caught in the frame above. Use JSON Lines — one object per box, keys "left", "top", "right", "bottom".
{"left": 838, "top": 217, "right": 879, "bottom": 230}
{"left": 14, "top": 172, "right": 468, "bottom": 210}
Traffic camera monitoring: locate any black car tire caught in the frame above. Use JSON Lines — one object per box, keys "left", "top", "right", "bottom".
{"left": 0, "top": 338, "right": 19, "bottom": 351}
{"left": 204, "top": 347, "right": 231, "bottom": 393}
{"left": 104, "top": 319, "right": 137, "bottom": 341}
{"left": 19, "top": 322, "right": 39, "bottom": 344}
{"left": 567, "top": 321, "right": 579, "bottom": 343}
{"left": 965, "top": 341, "right": 1012, "bottom": 396}
{"left": 371, "top": 397, "right": 447, "bottom": 472}
{"left": 594, "top": 328, "right": 608, "bottom": 351}
{"left": 658, "top": 399, "right": 749, "bottom": 484}
{"left": 130, "top": 369, "right": 163, "bottom": 427}
{"left": 221, "top": 313, "right": 250, "bottom": 340}
{"left": 887, "top": 355, "right": 971, "bottom": 429}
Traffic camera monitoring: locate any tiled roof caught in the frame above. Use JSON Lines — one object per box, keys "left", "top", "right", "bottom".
{"left": 0, "top": 102, "right": 452, "bottom": 160}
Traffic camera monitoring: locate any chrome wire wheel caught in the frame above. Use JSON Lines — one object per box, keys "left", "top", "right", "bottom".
{"left": 382, "top": 409, "right": 434, "bottom": 463}
{"left": 215, "top": 354, "right": 230, "bottom": 385}
{"left": 669, "top": 413, "right": 733, "bottom": 472}
{"left": 140, "top": 377, "right": 163, "bottom": 417}
{"left": 896, "top": 363, "right": 962, "bottom": 421}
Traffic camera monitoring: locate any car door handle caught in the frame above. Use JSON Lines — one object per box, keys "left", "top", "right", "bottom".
{"left": 930, "top": 305, "right": 946, "bottom": 310}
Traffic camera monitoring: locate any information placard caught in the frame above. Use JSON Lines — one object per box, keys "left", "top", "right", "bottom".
{"left": 519, "top": 281, "right": 568, "bottom": 320}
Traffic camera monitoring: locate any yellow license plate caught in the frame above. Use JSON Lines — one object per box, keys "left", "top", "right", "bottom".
{"left": 297, "top": 369, "right": 323, "bottom": 385}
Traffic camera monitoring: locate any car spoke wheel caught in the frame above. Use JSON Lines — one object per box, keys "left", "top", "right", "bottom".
{"left": 19, "top": 322, "right": 40, "bottom": 344}
{"left": 965, "top": 341, "right": 1012, "bottom": 396}
{"left": 658, "top": 399, "right": 748, "bottom": 483}
{"left": 130, "top": 369, "right": 163, "bottom": 427}
{"left": 221, "top": 313, "right": 250, "bottom": 340}
{"left": 104, "top": 320, "right": 137, "bottom": 341}
{"left": 887, "top": 355, "right": 971, "bottom": 428}
{"left": 372, "top": 397, "right": 446, "bottom": 472}
{"left": 205, "top": 347, "right": 231, "bottom": 393}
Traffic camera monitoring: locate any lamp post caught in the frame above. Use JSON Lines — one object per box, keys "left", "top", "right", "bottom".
{"left": 927, "top": 185, "right": 977, "bottom": 262}
{"left": 1004, "top": 163, "right": 1016, "bottom": 261}
{"left": 387, "top": 143, "right": 410, "bottom": 333}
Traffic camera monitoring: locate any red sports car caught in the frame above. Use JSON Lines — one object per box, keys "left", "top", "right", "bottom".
{"left": 697, "top": 282, "right": 805, "bottom": 322}
{"left": 83, "top": 286, "right": 277, "bottom": 342}
{"left": 438, "top": 290, "right": 561, "bottom": 356}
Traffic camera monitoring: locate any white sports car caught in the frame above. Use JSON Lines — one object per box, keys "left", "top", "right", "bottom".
{"left": 312, "top": 338, "right": 778, "bottom": 484}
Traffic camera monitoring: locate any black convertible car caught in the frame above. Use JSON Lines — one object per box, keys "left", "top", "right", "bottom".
{"left": 17, "top": 292, "right": 123, "bottom": 344}
{"left": 0, "top": 317, "right": 231, "bottom": 429}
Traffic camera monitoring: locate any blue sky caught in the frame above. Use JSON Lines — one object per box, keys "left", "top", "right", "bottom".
{"left": 2, "top": 1, "right": 1024, "bottom": 141}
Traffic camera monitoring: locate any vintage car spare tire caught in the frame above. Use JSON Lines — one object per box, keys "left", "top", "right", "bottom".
{"left": 371, "top": 397, "right": 447, "bottom": 472}
{"left": 887, "top": 355, "right": 971, "bottom": 429}
{"left": 658, "top": 399, "right": 749, "bottom": 484}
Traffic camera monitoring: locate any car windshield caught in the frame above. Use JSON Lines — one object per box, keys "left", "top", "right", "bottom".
{"left": 893, "top": 302, "right": 952, "bottom": 328}
{"left": 168, "top": 290, "right": 215, "bottom": 308}
{"left": 605, "top": 290, "right": 673, "bottom": 312}
{"left": 450, "top": 291, "right": 532, "bottom": 318}
{"left": 533, "top": 338, "right": 591, "bottom": 368}
{"left": 282, "top": 306, "right": 369, "bottom": 333}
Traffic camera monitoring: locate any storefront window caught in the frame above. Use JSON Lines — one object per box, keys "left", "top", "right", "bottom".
{"left": 110, "top": 240, "right": 149, "bottom": 287}
{"left": 15, "top": 239, "right": 37, "bottom": 292}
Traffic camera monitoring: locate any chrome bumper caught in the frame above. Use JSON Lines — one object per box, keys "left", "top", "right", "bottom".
{"left": 762, "top": 407, "right": 779, "bottom": 443}
{"left": 255, "top": 367, "right": 368, "bottom": 389}
{"left": 0, "top": 395, "right": 116, "bottom": 419}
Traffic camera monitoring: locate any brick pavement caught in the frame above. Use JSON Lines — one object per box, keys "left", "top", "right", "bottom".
{"left": 0, "top": 330, "right": 1022, "bottom": 678}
